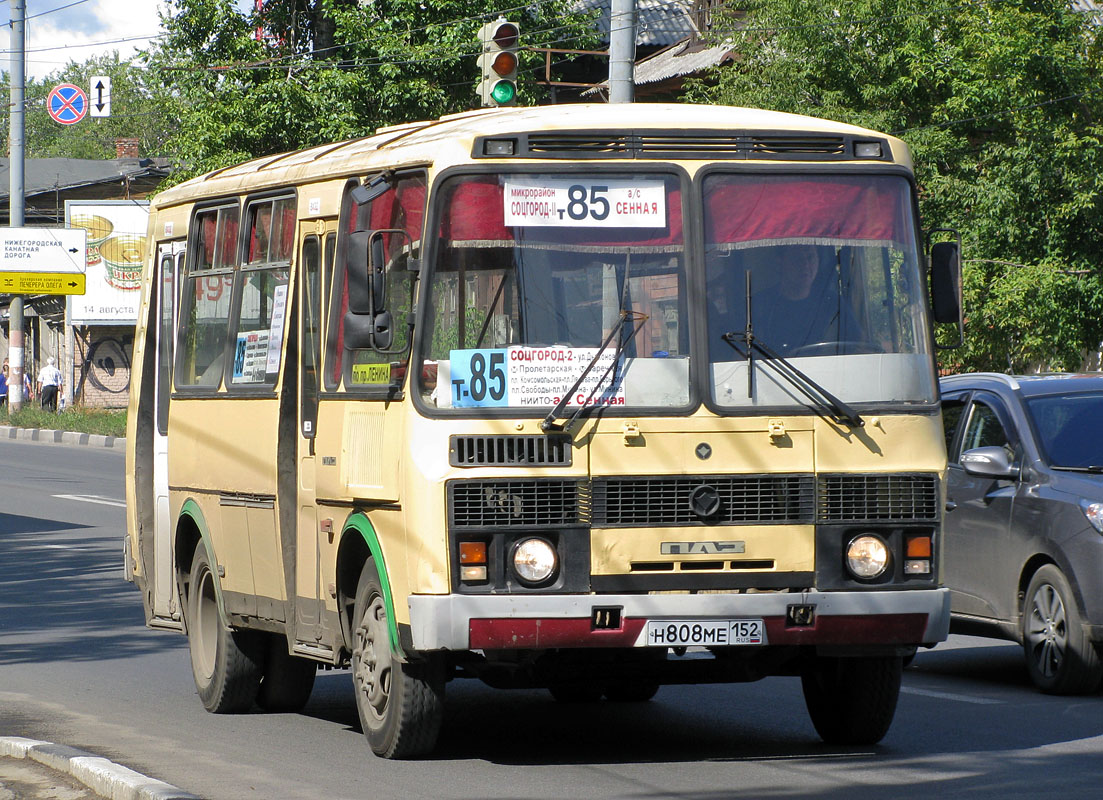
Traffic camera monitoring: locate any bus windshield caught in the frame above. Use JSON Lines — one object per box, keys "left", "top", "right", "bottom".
{"left": 420, "top": 172, "right": 690, "bottom": 411}
{"left": 703, "top": 173, "right": 937, "bottom": 409}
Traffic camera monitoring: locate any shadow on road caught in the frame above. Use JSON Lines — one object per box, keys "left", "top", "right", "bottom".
{"left": 0, "top": 516, "right": 173, "bottom": 665}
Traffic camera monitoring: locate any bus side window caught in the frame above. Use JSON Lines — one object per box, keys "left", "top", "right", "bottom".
{"left": 176, "top": 204, "right": 239, "bottom": 388}
{"left": 327, "top": 171, "right": 425, "bottom": 394}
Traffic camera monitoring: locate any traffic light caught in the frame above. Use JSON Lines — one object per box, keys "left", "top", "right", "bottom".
{"left": 478, "top": 18, "right": 519, "bottom": 107}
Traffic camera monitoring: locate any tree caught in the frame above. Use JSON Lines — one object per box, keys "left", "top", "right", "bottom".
{"left": 0, "top": 53, "right": 173, "bottom": 160}
{"left": 143, "top": 0, "right": 598, "bottom": 182}
{"left": 689, "top": 0, "right": 1103, "bottom": 372}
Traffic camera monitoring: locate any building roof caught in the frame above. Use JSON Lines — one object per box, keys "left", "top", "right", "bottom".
{"left": 571, "top": 0, "right": 698, "bottom": 47}
{"left": 0, "top": 157, "right": 171, "bottom": 201}
{"left": 632, "top": 38, "right": 734, "bottom": 86}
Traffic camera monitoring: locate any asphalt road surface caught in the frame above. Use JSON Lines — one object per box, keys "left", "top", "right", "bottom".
{"left": 1, "top": 439, "right": 1101, "bottom": 799}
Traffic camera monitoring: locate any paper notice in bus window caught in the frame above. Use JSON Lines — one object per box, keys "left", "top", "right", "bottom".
{"left": 233, "top": 331, "right": 270, "bottom": 383}
{"left": 449, "top": 346, "right": 625, "bottom": 408}
{"left": 265, "top": 284, "right": 289, "bottom": 374}
{"left": 351, "top": 363, "right": 391, "bottom": 384}
{"left": 502, "top": 179, "right": 666, "bottom": 228}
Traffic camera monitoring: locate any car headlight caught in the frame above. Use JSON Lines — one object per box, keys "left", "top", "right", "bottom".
{"left": 512, "top": 537, "right": 558, "bottom": 584}
{"left": 846, "top": 534, "right": 891, "bottom": 580}
{"left": 1081, "top": 500, "right": 1103, "bottom": 534}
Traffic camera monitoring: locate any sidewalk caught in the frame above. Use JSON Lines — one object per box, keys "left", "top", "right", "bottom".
{"left": 0, "top": 425, "right": 123, "bottom": 449}
{"left": 0, "top": 738, "right": 198, "bottom": 800}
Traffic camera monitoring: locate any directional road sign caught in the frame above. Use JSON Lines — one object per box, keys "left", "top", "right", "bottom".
{"left": 90, "top": 75, "right": 111, "bottom": 117}
{"left": 47, "top": 83, "right": 88, "bottom": 125}
{"left": 0, "top": 272, "right": 86, "bottom": 295}
{"left": 0, "top": 227, "right": 87, "bottom": 273}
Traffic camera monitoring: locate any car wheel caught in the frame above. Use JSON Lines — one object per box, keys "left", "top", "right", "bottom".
{"left": 800, "top": 655, "right": 902, "bottom": 745}
{"left": 351, "top": 559, "right": 445, "bottom": 758}
{"left": 186, "top": 542, "right": 263, "bottom": 713}
{"left": 1022, "top": 565, "right": 1103, "bottom": 695}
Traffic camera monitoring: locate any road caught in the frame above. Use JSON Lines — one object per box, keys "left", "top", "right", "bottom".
{"left": 1, "top": 439, "right": 1101, "bottom": 799}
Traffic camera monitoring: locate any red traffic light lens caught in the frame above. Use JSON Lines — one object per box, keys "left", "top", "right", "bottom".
{"left": 491, "top": 51, "right": 517, "bottom": 77}
{"left": 492, "top": 23, "right": 519, "bottom": 48}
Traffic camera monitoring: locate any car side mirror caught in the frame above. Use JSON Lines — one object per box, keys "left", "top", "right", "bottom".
{"left": 960, "top": 446, "right": 1019, "bottom": 480}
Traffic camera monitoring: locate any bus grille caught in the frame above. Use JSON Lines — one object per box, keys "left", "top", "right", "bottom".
{"left": 818, "top": 474, "right": 940, "bottom": 523}
{"left": 591, "top": 475, "right": 814, "bottom": 527}
{"left": 448, "top": 479, "right": 588, "bottom": 528}
{"left": 449, "top": 434, "right": 572, "bottom": 467}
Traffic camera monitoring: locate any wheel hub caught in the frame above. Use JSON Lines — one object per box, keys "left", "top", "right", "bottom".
{"left": 353, "top": 595, "right": 392, "bottom": 722}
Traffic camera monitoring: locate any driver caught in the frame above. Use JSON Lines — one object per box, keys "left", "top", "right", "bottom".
{"left": 750, "top": 244, "right": 860, "bottom": 354}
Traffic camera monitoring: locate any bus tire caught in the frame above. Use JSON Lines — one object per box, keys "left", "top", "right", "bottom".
{"left": 257, "top": 635, "right": 317, "bottom": 713}
{"left": 186, "top": 542, "right": 263, "bottom": 713}
{"left": 800, "top": 655, "right": 902, "bottom": 745}
{"left": 351, "top": 559, "right": 444, "bottom": 759}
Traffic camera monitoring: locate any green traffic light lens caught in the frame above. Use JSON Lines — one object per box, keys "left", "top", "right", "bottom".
{"left": 491, "top": 80, "right": 516, "bottom": 104}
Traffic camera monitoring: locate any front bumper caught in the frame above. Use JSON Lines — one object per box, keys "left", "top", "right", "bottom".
{"left": 408, "top": 587, "right": 951, "bottom": 651}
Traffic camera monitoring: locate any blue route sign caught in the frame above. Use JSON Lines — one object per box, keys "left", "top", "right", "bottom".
{"left": 47, "top": 83, "right": 88, "bottom": 125}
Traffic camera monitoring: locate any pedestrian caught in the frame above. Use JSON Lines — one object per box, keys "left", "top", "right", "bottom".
{"left": 0, "top": 363, "right": 8, "bottom": 409}
{"left": 37, "top": 356, "right": 62, "bottom": 412}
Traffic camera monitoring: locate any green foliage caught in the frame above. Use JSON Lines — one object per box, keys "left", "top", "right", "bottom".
{"left": 2, "top": 405, "right": 127, "bottom": 437}
{"left": 0, "top": 53, "right": 173, "bottom": 160}
{"left": 690, "top": 0, "right": 1103, "bottom": 372}
{"left": 145, "top": 0, "right": 598, "bottom": 185}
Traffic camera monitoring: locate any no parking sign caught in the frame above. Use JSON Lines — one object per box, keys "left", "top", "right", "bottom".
{"left": 47, "top": 83, "right": 88, "bottom": 125}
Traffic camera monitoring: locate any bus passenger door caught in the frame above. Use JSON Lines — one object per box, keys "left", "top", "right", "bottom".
{"left": 153, "top": 241, "right": 185, "bottom": 622}
{"left": 292, "top": 228, "right": 333, "bottom": 648}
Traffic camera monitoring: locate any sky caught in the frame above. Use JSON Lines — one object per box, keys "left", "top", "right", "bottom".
{"left": 2, "top": 0, "right": 253, "bottom": 82}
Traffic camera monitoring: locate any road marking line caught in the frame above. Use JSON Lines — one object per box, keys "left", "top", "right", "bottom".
{"left": 901, "top": 686, "right": 1003, "bottom": 704}
{"left": 52, "top": 493, "right": 126, "bottom": 508}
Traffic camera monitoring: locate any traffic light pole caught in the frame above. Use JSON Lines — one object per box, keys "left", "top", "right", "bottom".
{"left": 8, "top": 0, "right": 26, "bottom": 411}
{"left": 609, "top": 0, "right": 636, "bottom": 103}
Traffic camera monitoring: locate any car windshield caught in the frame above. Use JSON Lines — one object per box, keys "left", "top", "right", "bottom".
{"left": 1025, "top": 391, "right": 1103, "bottom": 468}
{"left": 419, "top": 172, "right": 689, "bottom": 411}
{"left": 703, "top": 173, "right": 937, "bottom": 409}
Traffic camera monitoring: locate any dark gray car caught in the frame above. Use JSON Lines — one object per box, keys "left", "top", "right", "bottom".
{"left": 940, "top": 373, "right": 1103, "bottom": 694}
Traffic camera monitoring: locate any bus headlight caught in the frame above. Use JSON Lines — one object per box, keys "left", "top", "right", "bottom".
{"left": 846, "top": 534, "right": 891, "bottom": 580}
{"left": 512, "top": 537, "right": 558, "bottom": 584}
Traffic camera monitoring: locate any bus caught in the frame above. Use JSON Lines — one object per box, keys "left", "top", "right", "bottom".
{"left": 126, "top": 103, "right": 961, "bottom": 758}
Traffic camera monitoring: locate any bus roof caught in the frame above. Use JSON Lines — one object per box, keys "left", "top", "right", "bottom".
{"left": 153, "top": 103, "right": 911, "bottom": 208}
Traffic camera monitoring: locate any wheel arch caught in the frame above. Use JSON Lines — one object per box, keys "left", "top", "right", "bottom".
{"left": 176, "top": 498, "right": 224, "bottom": 626}
{"left": 336, "top": 511, "right": 403, "bottom": 659}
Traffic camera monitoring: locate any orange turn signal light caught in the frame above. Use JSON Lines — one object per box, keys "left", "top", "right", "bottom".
{"left": 460, "top": 541, "right": 487, "bottom": 565}
{"left": 906, "top": 536, "right": 932, "bottom": 559}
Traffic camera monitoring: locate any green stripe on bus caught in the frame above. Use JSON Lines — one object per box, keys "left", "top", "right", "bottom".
{"left": 344, "top": 512, "right": 403, "bottom": 657}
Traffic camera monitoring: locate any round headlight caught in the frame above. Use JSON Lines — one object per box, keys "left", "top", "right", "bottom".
{"left": 846, "top": 534, "right": 891, "bottom": 580}
{"left": 512, "top": 538, "right": 558, "bottom": 584}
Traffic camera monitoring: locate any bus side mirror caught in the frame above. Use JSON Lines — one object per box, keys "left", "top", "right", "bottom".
{"left": 344, "top": 228, "right": 414, "bottom": 353}
{"left": 342, "top": 309, "right": 393, "bottom": 351}
{"left": 928, "top": 230, "right": 963, "bottom": 348}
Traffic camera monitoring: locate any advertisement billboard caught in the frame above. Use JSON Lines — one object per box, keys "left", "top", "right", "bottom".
{"left": 66, "top": 199, "right": 149, "bottom": 325}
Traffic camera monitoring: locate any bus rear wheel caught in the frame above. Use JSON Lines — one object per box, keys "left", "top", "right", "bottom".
{"left": 351, "top": 560, "right": 444, "bottom": 758}
{"left": 257, "top": 634, "right": 317, "bottom": 713}
{"left": 800, "top": 655, "right": 902, "bottom": 745}
{"left": 186, "top": 542, "right": 263, "bottom": 713}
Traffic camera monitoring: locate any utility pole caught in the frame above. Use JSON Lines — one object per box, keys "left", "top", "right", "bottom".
{"left": 608, "top": 0, "right": 636, "bottom": 103}
{"left": 8, "top": 0, "right": 26, "bottom": 410}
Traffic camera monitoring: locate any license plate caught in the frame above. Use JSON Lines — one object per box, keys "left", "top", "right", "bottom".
{"left": 644, "top": 619, "right": 766, "bottom": 647}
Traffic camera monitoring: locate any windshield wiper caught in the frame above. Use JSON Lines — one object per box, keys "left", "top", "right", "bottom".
{"left": 720, "top": 331, "right": 864, "bottom": 428}
{"left": 541, "top": 309, "right": 648, "bottom": 432}
{"left": 1052, "top": 465, "right": 1103, "bottom": 473}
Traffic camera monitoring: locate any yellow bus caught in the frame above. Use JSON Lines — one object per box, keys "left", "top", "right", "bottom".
{"left": 126, "top": 103, "right": 962, "bottom": 758}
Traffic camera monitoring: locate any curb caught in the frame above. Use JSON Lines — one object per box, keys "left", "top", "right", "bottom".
{"left": 0, "top": 738, "right": 199, "bottom": 800}
{"left": 0, "top": 425, "right": 124, "bottom": 449}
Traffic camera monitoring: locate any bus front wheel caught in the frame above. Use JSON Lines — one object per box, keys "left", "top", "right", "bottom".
{"left": 800, "top": 655, "right": 902, "bottom": 745}
{"left": 186, "top": 542, "right": 263, "bottom": 713}
{"left": 351, "top": 559, "right": 444, "bottom": 758}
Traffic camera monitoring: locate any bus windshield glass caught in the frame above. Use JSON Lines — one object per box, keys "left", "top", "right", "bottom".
{"left": 420, "top": 172, "right": 690, "bottom": 411}
{"left": 703, "top": 173, "right": 936, "bottom": 409}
